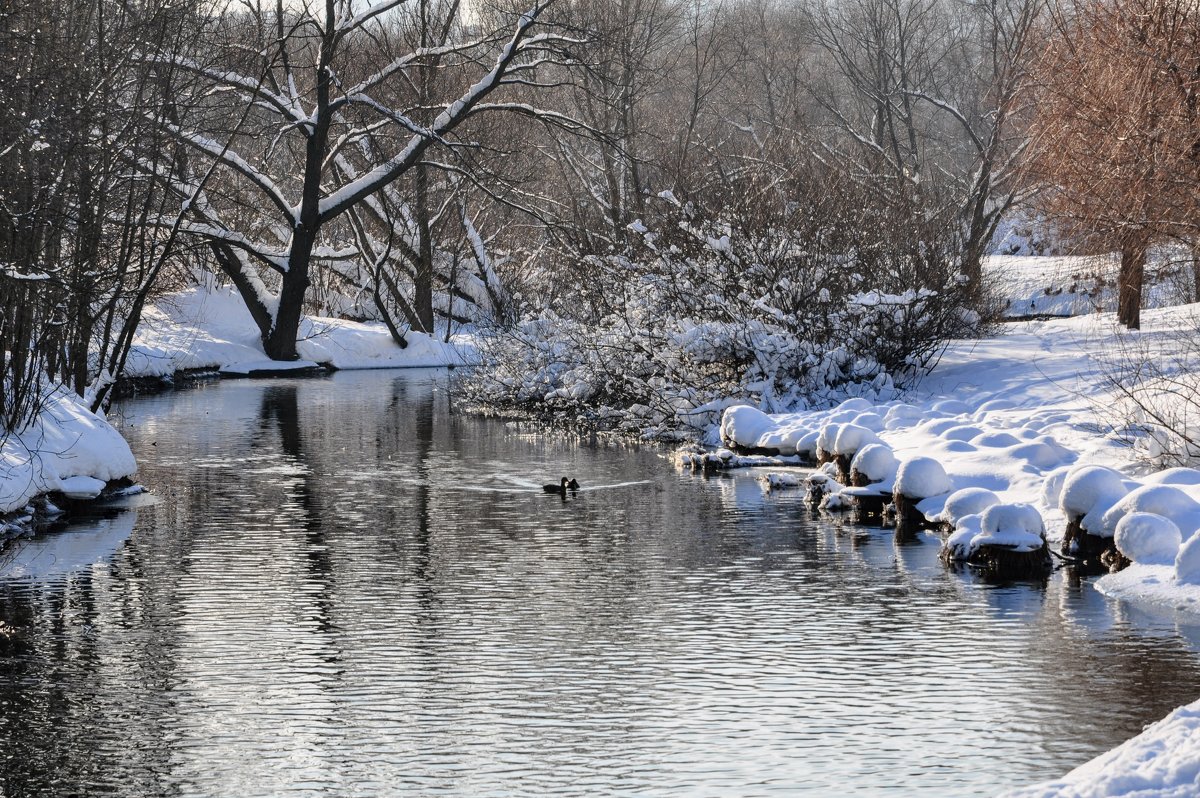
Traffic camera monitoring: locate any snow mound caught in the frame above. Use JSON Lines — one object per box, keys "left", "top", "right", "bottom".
{"left": 816, "top": 423, "right": 845, "bottom": 456}
{"left": 1144, "top": 467, "right": 1200, "bottom": 487}
{"left": 0, "top": 387, "right": 138, "bottom": 514}
{"left": 1041, "top": 466, "right": 1071, "bottom": 510}
{"left": 883, "top": 403, "right": 923, "bottom": 429}
{"left": 976, "top": 399, "right": 1017, "bottom": 413}
{"left": 1098, "top": 485, "right": 1200, "bottom": 539}
{"left": 945, "top": 513, "right": 987, "bottom": 560}
{"left": 835, "top": 397, "right": 873, "bottom": 414}
{"left": 941, "top": 424, "right": 983, "bottom": 442}
{"left": 832, "top": 423, "right": 880, "bottom": 456}
{"left": 974, "top": 431, "right": 1022, "bottom": 448}
{"left": 1060, "top": 465, "right": 1129, "bottom": 522}
{"left": 932, "top": 399, "right": 970, "bottom": 415}
{"left": 795, "top": 430, "right": 821, "bottom": 457}
{"left": 895, "top": 457, "right": 952, "bottom": 499}
{"left": 58, "top": 475, "right": 107, "bottom": 500}
{"left": 917, "top": 418, "right": 961, "bottom": 436}
{"left": 850, "top": 444, "right": 897, "bottom": 484}
{"left": 1007, "top": 439, "right": 1072, "bottom": 469}
{"left": 974, "top": 503, "right": 1045, "bottom": 552}
{"left": 1177, "top": 535, "right": 1200, "bottom": 585}
{"left": 933, "top": 487, "right": 1001, "bottom": 526}
{"left": 720, "top": 405, "right": 776, "bottom": 449}
{"left": 759, "top": 472, "right": 804, "bottom": 491}
{"left": 1115, "top": 512, "right": 1182, "bottom": 566}
{"left": 851, "top": 412, "right": 885, "bottom": 432}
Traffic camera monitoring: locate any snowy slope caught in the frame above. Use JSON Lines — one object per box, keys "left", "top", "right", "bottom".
{"left": 1004, "top": 699, "right": 1200, "bottom": 797}
{"left": 0, "top": 387, "right": 137, "bottom": 515}
{"left": 127, "top": 286, "right": 477, "bottom": 376}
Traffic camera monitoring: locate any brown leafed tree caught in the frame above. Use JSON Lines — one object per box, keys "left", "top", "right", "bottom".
{"left": 1025, "top": 0, "right": 1200, "bottom": 329}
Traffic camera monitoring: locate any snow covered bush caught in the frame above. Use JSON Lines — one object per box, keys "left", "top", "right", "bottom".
{"left": 465, "top": 196, "right": 976, "bottom": 438}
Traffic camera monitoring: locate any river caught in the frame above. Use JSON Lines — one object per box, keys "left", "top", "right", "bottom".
{"left": 1, "top": 368, "right": 1199, "bottom": 796}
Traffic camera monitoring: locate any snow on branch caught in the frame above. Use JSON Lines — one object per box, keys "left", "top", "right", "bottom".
{"left": 334, "top": 0, "right": 410, "bottom": 39}
{"left": 317, "top": 1, "right": 553, "bottom": 223}
{"left": 160, "top": 123, "right": 298, "bottom": 224}
{"left": 142, "top": 55, "right": 307, "bottom": 126}
{"left": 332, "top": 37, "right": 498, "bottom": 107}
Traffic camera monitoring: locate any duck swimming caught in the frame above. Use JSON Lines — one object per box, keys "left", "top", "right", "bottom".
{"left": 543, "top": 477, "right": 581, "bottom": 493}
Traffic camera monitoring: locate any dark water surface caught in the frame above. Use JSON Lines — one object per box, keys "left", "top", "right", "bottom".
{"left": 2, "top": 369, "right": 1200, "bottom": 797}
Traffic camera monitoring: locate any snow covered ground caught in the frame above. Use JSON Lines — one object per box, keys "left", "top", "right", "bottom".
{"left": 126, "top": 285, "right": 476, "bottom": 377}
{"left": 0, "top": 386, "right": 138, "bottom": 518}
{"left": 710, "top": 298, "right": 1200, "bottom": 796}
{"left": 987, "top": 251, "right": 1195, "bottom": 319}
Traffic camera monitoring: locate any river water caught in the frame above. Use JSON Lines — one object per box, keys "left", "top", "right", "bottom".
{"left": 2, "top": 369, "right": 1200, "bottom": 797}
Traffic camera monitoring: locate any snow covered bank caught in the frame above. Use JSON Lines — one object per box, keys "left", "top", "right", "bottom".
{"left": 987, "top": 253, "right": 1194, "bottom": 319}
{"left": 705, "top": 303, "right": 1200, "bottom": 606}
{"left": 0, "top": 386, "right": 138, "bottom": 523}
{"left": 1004, "top": 698, "right": 1200, "bottom": 797}
{"left": 126, "top": 286, "right": 476, "bottom": 379}
{"left": 700, "top": 304, "right": 1200, "bottom": 795}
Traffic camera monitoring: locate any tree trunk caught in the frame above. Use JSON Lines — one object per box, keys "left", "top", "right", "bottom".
{"left": 265, "top": 242, "right": 311, "bottom": 361}
{"left": 413, "top": 162, "right": 435, "bottom": 334}
{"left": 1191, "top": 242, "right": 1200, "bottom": 303}
{"left": 1118, "top": 229, "right": 1147, "bottom": 330}
{"left": 266, "top": 38, "right": 334, "bottom": 361}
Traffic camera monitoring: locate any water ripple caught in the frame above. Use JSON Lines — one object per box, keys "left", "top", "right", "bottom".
{"left": 0, "top": 370, "right": 1198, "bottom": 797}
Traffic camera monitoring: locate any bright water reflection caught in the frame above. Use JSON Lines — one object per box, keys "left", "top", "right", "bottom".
{"left": 2, "top": 369, "right": 1200, "bottom": 797}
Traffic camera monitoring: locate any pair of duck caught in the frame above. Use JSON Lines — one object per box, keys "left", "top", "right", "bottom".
{"left": 543, "top": 476, "right": 580, "bottom": 494}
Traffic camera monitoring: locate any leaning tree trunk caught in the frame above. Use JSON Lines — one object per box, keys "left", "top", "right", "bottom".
{"left": 264, "top": 45, "right": 335, "bottom": 361}
{"left": 413, "top": 162, "right": 436, "bottom": 334}
{"left": 265, "top": 246, "right": 311, "bottom": 361}
{"left": 1191, "top": 242, "right": 1200, "bottom": 303}
{"left": 1117, "top": 229, "right": 1147, "bottom": 330}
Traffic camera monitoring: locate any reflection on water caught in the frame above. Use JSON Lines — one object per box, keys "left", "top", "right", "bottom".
{"left": 2, "top": 369, "right": 1200, "bottom": 797}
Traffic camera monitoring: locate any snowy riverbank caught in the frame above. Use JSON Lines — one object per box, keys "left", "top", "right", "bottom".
{"left": 708, "top": 301, "right": 1200, "bottom": 796}
{"left": 713, "top": 303, "right": 1200, "bottom": 612}
{"left": 126, "top": 285, "right": 477, "bottom": 379}
{"left": 1, "top": 284, "right": 477, "bottom": 539}
{"left": 0, "top": 386, "right": 138, "bottom": 530}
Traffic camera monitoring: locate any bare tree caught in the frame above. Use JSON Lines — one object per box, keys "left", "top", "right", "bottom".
{"left": 0, "top": 0, "right": 198, "bottom": 423}
{"left": 809, "top": 0, "right": 1043, "bottom": 296}
{"left": 1025, "top": 0, "right": 1200, "bottom": 329}
{"left": 150, "top": 0, "right": 571, "bottom": 360}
